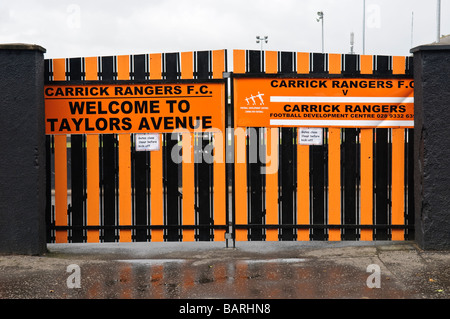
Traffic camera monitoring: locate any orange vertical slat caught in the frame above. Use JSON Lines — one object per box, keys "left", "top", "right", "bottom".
{"left": 180, "top": 51, "right": 193, "bottom": 79}
{"left": 328, "top": 128, "right": 341, "bottom": 241}
{"left": 52, "top": 58, "right": 66, "bottom": 81}
{"left": 180, "top": 52, "right": 195, "bottom": 241}
{"left": 233, "top": 50, "right": 246, "bottom": 73}
{"left": 86, "top": 134, "right": 100, "bottom": 242}
{"left": 297, "top": 144, "right": 310, "bottom": 241}
{"left": 118, "top": 134, "right": 132, "bottom": 242}
{"left": 328, "top": 54, "right": 341, "bottom": 74}
{"left": 360, "top": 129, "right": 374, "bottom": 240}
{"left": 297, "top": 52, "right": 310, "bottom": 74}
{"left": 265, "top": 51, "right": 278, "bottom": 73}
{"left": 117, "top": 55, "right": 130, "bottom": 80}
{"left": 360, "top": 55, "right": 373, "bottom": 74}
{"left": 182, "top": 133, "right": 195, "bottom": 241}
{"left": 265, "top": 128, "right": 279, "bottom": 241}
{"left": 234, "top": 127, "right": 247, "bottom": 241}
{"left": 149, "top": 53, "right": 162, "bottom": 80}
{"left": 213, "top": 131, "right": 226, "bottom": 241}
{"left": 116, "top": 53, "right": 132, "bottom": 242}
{"left": 391, "top": 129, "right": 405, "bottom": 240}
{"left": 212, "top": 50, "right": 225, "bottom": 79}
{"left": 212, "top": 51, "right": 226, "bottom": 240}
{"left": 361, "top": 55, "right": 374, "bottom": 239}
{"left": 328, "top": 54, "right": 342, "bottom": 240}
{"left": 84, "top": 57, "right": 98, "bottom": 80}
{"left": 54, "top": 135, "right": 67, "bottom": 243}
{"left": 392, "top": 56, "right": 406, "bottom": 75}
{"left": 392, "top": 56, "right": 406, "bottom": 240}
{"left": 150, "top": 134, "right": 164, "bottom": 241}
{"left": 149, "top": 53, "right": 164, "bottom": 241}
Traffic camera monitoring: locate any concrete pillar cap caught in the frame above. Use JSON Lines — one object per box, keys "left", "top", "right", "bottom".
{"left": 0, "top": 43, "right": 46, "bottom": 53}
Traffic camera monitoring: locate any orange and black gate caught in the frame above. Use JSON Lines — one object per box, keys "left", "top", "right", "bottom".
{"left": 231, "top": 50, "right": 414, "bottom": 242}
{"left": 45, "top": 50, "right": 229, "bottom": 243}
{"left": 44, "top": 49, "right": 415, "bottom": 244}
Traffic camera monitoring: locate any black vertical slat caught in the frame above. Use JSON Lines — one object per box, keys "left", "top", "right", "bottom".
{"left": 280, "top": 52, "right": 294, "bottom": 73}
{"left": 197, "top": 134, "right": 213, "bottom": 241}
{"left": 44, "top": 59, "right": 51, "bottom": 84}
{"left": 69, "top": 58, "right": 82, "bottom": 81}
{"left": 101, "top": 56, "right": 114, "bottom": 81}
{"left": 132, "top": 51, "right": 148, "bottom": 245}
{"left": 195, "top": 51, "right": 213, "bottom": 241}
{"left": 248, "top": 50, "right": 262, "bottom": 73}
{"left": 375, "top": 55, "right": 392, "bottom": 76}
{"left": 406, "top": 56, "right": 414, "bottom": 77}
{"left": 373, "top": 56, "right": 392, "bottom": 239}
{"left": 164, "top": 135, "right": 180, "bottom": 241}
{"left": 248, "top": 128, "right": 264, "bottom": 240}
{"left": 280, "top": 128, "right": 295, "bottom": 240}
{"left": 375, "top": 128, "right": 389, "bottom": 239}
{"left": 133, "top": 147, "right": 148, "bottom": 241}
{"left": 342, "top": 54, "right": 359, "bottom": 75}
{"left": 311, "top": 53, "right": 326, "bottom": 74}
{"left": 165, "top": 52, "right": 179, "bottom": 81}
{"left": 45, "top": 135, "right": 52, "bottom": 242}
{"left": 163, "top": 53, "right": 181, "bottom": 241}
{"left": 196, "top": 51, "right": 210, "bottom": 79}
{"left": 102, "top": 134, "right": 117, "bottom": 242}
{"left": 310, "top": 138, "right": 325, "bottom": 241}
{"left": 343, "top": 128, "right": 358, "bottom": 240}
{"left": 246, "top": 50, "right": 264, "bottom": 240}
{"left": 99, "top": 56, "right": 117, "bottom": 241}
{"left": 67, "top": 57, "right": 85, "bottom": 242}
{"left": 308, "top": 52, "right": 327, "bottom": 241}
{"left": 406, "top": 128, "right": 415, "bottom": 240}
{"left": 279, "top": 51, "right": 296, "bottom": 240}
{"left": 133, "top": 54, "right": 147, "bottom": 81}
{"left": 70, "top": 134, "right": 85, "bottom": 242}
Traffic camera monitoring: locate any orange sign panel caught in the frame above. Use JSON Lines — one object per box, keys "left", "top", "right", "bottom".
{"left": 45, "top": 82, "right": 224, "bottom": 134}
{"left": 234, "top": 78, "right": 414, "bottom": 128}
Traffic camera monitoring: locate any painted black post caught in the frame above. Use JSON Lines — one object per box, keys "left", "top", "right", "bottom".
{"left": 0, "top": 43, "right": 47, "bottom": 255}
{"left": 411, "top": 38, "right": 450, "bottom": 249}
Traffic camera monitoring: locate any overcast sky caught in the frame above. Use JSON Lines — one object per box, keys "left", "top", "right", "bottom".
{"left": 0, "top": 0, "right": 446, "bottom": 63}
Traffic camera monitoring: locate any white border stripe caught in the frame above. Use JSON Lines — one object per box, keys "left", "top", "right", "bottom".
{"left": 270, "top": 96, "right": 414, "bottom": 103}
{"left": 269, "top": 119, "right": 414, "bottom": 127}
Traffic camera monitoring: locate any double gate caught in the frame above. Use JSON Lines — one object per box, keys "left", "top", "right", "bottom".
{"left": 45, "top": 49, "right": 414, "bottom": 243}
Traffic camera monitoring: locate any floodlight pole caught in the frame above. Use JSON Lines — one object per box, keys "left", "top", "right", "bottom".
{"left": 256, "top": 35, "right": 268, "bottom": 72}
{"left": 363, "top": 0, "right": 366, "bottom": 55}
{"left": 317, "top": 12, "right": 324, "bottom": 53}
{"left": 437, "top": 0, "right": 441, "bottom": 42}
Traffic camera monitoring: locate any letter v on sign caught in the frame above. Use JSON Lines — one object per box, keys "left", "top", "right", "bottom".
{"left": 342, "top": 89, "right": 348, "bottom": 96}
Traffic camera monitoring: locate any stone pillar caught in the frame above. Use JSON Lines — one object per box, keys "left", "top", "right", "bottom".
{"left": 411, "top": 36, "right": 450, "bottom": 250}
{"left": 0, "top": 43, "right": 47, "bottom": 255}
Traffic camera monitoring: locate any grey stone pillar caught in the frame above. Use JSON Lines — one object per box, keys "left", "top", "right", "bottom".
{"left": 411, "top": 36, "right": 450, "bottom": 250}
{"left": 0, "top": 43, "right": 47, "bottom": 255}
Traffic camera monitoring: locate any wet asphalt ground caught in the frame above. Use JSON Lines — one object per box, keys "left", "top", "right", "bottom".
{"left": 0, "top": 241, "right": 449, "bottom": 300}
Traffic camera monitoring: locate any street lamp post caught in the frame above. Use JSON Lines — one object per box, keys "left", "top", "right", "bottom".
{"left": 316, "top": 11, "right": 324, "bottom": 53}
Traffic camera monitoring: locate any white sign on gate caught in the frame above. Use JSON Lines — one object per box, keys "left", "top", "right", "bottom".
{"left": 298, "top": 128, "right": 323, "bottom": 145}
{"left": 135, "top": 133, "right": 160, "bottom": 151}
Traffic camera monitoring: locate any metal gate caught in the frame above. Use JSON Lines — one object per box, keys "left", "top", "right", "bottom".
{"left": 45, "top": 49, "right": 414, "bottom": 243}
{"left": 45, "top": 50, "right": 230, "bottom": 243}
{"left": 231, "top": 50, "right": 414, "bottom": 242}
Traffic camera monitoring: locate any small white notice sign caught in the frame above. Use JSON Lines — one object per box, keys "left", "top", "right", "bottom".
{"left": 298, "top": 128, "right": 323, "bottom": 145}
{"left": 135, "top": 133, "right": 160, "bottom": 151}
